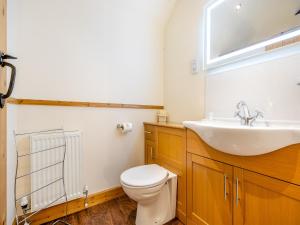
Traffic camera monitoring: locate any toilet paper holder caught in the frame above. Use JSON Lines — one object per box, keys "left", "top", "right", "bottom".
{"left": 117, "top": 122, "right": 133, "bottom": 133}
{"left": 117, "top": 124, "right": 125, "bottom": 129}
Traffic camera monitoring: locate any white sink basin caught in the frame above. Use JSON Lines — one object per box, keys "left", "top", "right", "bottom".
{"left": 183, "top": 119, "right": 300, "bottom": 156}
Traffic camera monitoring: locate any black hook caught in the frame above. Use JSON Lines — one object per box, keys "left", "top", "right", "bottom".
{"left": 0, "top": 52, "right": 17, "bottom": 108}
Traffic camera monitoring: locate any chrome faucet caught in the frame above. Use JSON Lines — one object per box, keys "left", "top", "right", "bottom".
{"left": 234, "top": 101, "right": 264, "bottom": 126}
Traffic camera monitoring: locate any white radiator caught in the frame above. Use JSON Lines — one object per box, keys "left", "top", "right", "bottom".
{"left": 30, "top": 131, "right": 83, "bottom": 211}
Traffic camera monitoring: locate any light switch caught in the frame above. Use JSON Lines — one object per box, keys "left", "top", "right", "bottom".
{"left": 191, "top": 59, "right": 200, "bottom": 74}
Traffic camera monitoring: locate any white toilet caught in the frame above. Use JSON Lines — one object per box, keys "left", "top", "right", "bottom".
{"left": 120, "top": 164, "right": 177, "bottom": 225}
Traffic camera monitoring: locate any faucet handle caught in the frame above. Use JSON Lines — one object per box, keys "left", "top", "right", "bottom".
{"left": 236, "top": 101, "right": 246, "bottom": 109}
{"left": 254, "top": 110, "right": 264, "bottom": 119}
{"left": 249, "top": 110, "right": 264, "bottom": 126}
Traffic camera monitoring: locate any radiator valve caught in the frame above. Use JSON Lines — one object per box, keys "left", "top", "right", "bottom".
{"left": 20, "top": 196, "right": 30, "bottom": 214}
{"left": 83, "top": 185, "right": 89, "bottom": 208}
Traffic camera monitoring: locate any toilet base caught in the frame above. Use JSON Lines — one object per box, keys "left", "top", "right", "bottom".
{"left": 135, "top": 179, "right": 177, "bottom": 225}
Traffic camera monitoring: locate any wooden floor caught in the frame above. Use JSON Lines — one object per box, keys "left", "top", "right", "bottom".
{"left": 43, "top": 195, "right": 183, "bottom": 225}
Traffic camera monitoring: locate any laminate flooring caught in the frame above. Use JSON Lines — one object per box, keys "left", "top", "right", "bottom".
{"left": 43, "top": 195, "right": 183, "bottom": 225}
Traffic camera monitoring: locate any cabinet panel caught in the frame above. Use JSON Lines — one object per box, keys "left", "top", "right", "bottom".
{"left": 144, "top": 125, "right": 187, "bottom": 224}
{"left": 187, "top": 153, "right": 233, "bottom": 225}
{"left": 176, "top": 174, "right": 186, "bottom": 222}
{"left": 156, "top": 127, "right": 187, "bottom": 224}
{"left": 156, "top": 127, "right": 185, "bottom": 170}
{"left": 234, "top": 168, "right": 300, "bottom": 225}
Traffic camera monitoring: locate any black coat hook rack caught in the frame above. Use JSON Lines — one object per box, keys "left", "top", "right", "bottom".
{"left": 0, "top": 52, "right": 17, "bottom": 108}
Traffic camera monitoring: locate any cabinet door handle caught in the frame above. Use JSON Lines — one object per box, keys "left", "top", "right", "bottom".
{"left": 144, "top": 131, "right": 152, "bottom": 134}
{"left": 150, "top": 147, "right": 153, "bottom": 159}
{"left": 236, "top": 177, "right": 239, "bottom": 205}
{"left": 224, "top": 174, "right": 227, "bottom": 200}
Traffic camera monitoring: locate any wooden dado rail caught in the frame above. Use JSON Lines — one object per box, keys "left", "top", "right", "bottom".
{"left": 7, "top": 98, "right": 164, "bottom": 110}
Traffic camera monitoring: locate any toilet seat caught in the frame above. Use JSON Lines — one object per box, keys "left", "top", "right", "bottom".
{"left": 121, "top": 164, "right": 169, "bottom": 188}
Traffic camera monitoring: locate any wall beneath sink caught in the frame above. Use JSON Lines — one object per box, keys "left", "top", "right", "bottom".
{"left": 164, "top": 0, "right": 300, "bottom": 122}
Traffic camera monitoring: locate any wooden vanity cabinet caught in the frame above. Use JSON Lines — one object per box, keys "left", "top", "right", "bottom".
{"left": 187, "top": 129, "right": 300, "bottom": 225}
{"left": 144, "top": 124, "right": 300, "bottom": 225}
{"left": 144, "top": 123, "right": 187, "bottom": 224}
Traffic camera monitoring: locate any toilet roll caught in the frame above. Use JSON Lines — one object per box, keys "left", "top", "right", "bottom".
{"left": 117, "top": 122, "right": 133, "bottom": 134}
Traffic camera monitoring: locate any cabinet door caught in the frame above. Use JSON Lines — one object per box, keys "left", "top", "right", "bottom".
{"left": 187, "top": 153, "right": 233, "bottom": 225}
{"left": 145, "top": 140, "right": 156, "bottom": 164}
{"left": 234, "top": 168, "right": 300, "bottom": 225}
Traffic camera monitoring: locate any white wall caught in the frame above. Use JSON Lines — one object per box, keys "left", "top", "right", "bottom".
{"left": 164, "top": 0, "right": 206, "bottom": 122}
{"left": 7, "top": 0, "right": 176, "bottom": 224}
{"left": 10, "top": 0, "right": 177, "bottom": 104}
{"left": 164, "top": 0, "right": 300, "bottom": 122}
{"left": 14, "top": 106, "right": 156, "bottom": 191}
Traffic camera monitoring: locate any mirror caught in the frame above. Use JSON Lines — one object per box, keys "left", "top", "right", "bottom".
{"left": 204, "top": 0, "right": 300, "bottom": 70}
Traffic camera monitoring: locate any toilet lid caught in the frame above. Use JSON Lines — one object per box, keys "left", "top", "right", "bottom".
{"left": 121, "top": 164, "right": 168, "bottom": 187}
